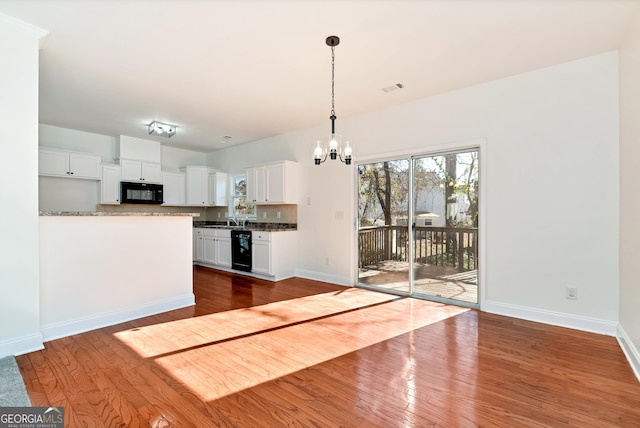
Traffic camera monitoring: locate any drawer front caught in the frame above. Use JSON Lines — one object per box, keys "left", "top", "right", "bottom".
{"left": 216, "top": 229, "right": 231, "bottom": 238}
{"left": 252, "top": 231, "right": 271, "bottom": 241}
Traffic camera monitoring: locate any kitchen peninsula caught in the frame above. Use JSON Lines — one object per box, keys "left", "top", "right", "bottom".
{"left": 39, "top": 211, "right": 197, "bottom": 341}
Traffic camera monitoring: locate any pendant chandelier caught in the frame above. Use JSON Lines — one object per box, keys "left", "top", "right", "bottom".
{"left": 313, "top": 36, "right": 352, "bottom": 165}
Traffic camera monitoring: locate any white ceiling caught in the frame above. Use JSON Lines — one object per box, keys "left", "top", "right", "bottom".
{"left": 0, "top": 0, "right": 636, "bottom": 152}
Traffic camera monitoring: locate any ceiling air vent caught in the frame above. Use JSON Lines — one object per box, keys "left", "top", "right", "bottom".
{"left": 382, "top": 83, "right": 404, "bottom": 93}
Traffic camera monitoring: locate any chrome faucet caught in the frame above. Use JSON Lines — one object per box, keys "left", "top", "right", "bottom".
{"left": 227, "top": 216, "right": 246, "bottom": 228}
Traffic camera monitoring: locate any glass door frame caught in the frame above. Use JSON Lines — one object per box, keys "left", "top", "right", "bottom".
{"left": 354, "top": 139, "right": 485, "bottom": 310}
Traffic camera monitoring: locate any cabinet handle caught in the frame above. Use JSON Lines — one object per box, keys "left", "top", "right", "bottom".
{"left": 70, "top": 172, "right": 74, "bottom": 175}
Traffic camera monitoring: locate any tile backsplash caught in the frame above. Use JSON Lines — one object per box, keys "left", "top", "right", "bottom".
{"left": 95, "top": 204, "right": 297, "bottom": 224}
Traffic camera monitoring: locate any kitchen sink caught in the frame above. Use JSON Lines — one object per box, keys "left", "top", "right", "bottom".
{"left": 202, "top": 225, "right": 245, "bottom": 229}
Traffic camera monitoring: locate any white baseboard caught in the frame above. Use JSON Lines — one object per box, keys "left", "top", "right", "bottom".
{"left": 295, "top": 269, "right": 351, "bottom": 286}
{"left": 40, "top": 293, "right": 195, "bottom": 342}
{"left": 0, "top": 332, "right": 44, "bottom": 357}
{"left": 617, "top": 324, "right": 640, "bottom": 383}
{"left": 484, "top": 300, "right": 618, "bottom": 336}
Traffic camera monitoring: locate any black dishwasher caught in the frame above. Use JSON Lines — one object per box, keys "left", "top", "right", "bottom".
{"left": 231, "top": 230, "right": 252, "bottom": 272}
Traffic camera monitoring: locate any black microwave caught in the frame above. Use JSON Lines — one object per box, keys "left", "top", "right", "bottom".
{"left": 120, "top": 181, "right": 164, "bottom": 204}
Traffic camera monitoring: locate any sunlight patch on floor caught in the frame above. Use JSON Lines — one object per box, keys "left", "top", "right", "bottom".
{"left": 113, "top": 287, "right": 397, "bottom": 358}
{"left": 151, "top": 296, "right": 468, "bottom": 402}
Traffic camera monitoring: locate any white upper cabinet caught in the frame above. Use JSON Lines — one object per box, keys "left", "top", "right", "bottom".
{"left": 39, "top": 148, "right": 101, "bottom": 180}
{"left": 265, "top": 163, "right": 286, "bottom": 203}
{"left": 100, "top": 164, "right": 121, "bottom": 204}
{"left": 182, "top": 166, "right": 228, "bottom": 206}
{"left": 246, "top": 166, "right": 262, "bottom": 204}
{"left": 162, "top": 171, "right": 186, "bottom": 206}
{"left": 209, "top": 172, "right": 228, "bottom": 206}
{"left": 182, "top": 166, "right": 211, "bottom": 206}
{"left": 247, "top": 161, "right": 298, "bottom": 204}
{"left": 120, "top": 159, "right": 162, "bottom": 183}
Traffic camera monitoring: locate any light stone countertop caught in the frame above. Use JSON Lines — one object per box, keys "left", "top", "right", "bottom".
{"left": 40, "top": 211, "right": 201, "bottom": 217}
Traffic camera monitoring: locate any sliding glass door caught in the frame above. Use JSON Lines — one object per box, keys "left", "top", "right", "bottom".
{"left": 357, "top": 148, "right": 479, "bottom": 307}
{"left": 357, "top": 159, "right": 411, "bottom": 295}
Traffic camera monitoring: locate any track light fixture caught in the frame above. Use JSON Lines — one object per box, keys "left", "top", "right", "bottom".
{"left": 148, "top": 121, "right": 176, "bottom": 138}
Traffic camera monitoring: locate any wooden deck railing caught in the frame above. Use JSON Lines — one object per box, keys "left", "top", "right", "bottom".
{"left": 359, "top": 226, "right": 478, "bottom": 270}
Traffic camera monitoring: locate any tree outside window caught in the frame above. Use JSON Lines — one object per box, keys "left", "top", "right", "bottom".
{"left": 232, "top": 175, "right": 255, "bottom": 217}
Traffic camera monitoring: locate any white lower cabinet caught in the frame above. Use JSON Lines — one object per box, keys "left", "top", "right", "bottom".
{"left": 194, "top": 229, "right": 205, "bottom": 262}
{"left": 195, "top": 228, "right": 231, "bottom": 268}
{"left": 251, "top": 233, "right": 271, "bottom": 275}
{"left": 217, "top": 234, "right": 232, "bottom": 268}
{"left": 194, "top": 228, "right": 296, "bottom": 281}
{"left": 251, "top": 230, "right": 297, "bottom": 280}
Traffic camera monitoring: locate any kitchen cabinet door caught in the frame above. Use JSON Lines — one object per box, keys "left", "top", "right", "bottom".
{"left": 121, "top": 159, "right": 162, "bottom": 183}
{"left": 100, "top": 164, "right": 121, "bottom": 204}
{"left": 142, "top": 162, "right": 162, "bottom": 183}
{"left": 184, "top": 166, "right": 210, "bottom": 206}
{"left": 39, "top": 148, "right": 69, "bottom": 176}
{"left": 252, "top": 231, "right": 272, "bottom": 275}
{"left": 162, "top": 171, "right": 186, "bottom": 206}
{"left": 216, "top": 236, "right": 232, "bottom": 268}
{"left": 265, "top": 162, "right": 285, "bottom": 203}
{"left": 246, "top": 161, "right": 298, "bottom": 204}
{"left": 39, "top": 148, "right": 101, "bottom": 179}
{"left": 194, "top": 229, "right": 205, "bottom": 262}
{"left": 246, "top": 167, "right": 258, "bottom": 203}
{"left": 247, "top": 166, "right": 266, "bottom": 204}
{"left": 208, "top": 172, "right": 228, "bottom": 206}
{"left": 252, "top": 241, "right": 271, "bottom": 275}
{"left": 69, "top": 153, "right": 101, "bottom": 179}
{"left": 120, "top": 159, "right": 142, "bottom": 182}
{"left": 203, "top": 235, "right": 217, "bottom": 264}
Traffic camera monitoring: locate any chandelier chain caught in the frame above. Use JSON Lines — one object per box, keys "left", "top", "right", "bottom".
{"left": 331, "top": 45, "right": 335, "bottom": 117}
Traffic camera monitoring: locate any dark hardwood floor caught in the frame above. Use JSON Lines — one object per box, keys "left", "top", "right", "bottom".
{"left": 16, "top": 266, "right": 640, "bottom": 427}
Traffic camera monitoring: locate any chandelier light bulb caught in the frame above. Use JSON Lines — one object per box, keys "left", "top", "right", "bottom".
{"left": 314, "top": 141, "right": 324, "bottom": 157}
{"left": 343, "top": 141, "right": 352, "bottom": 156}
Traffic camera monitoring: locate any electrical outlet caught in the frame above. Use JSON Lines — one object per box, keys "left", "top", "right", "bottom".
{"left": 263, "top": 212, "right": 267, "bottom": 219}
{"left": 217, "top": 212, "right": 221, "bottom": 218}
{"left": 566, "top": 286, "right": 578, "bottom": 300}
{"left": 277, "top": 211, "right": 281, "bottom": 219}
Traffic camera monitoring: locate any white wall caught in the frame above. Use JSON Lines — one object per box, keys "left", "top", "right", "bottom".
{"left": 39, "top": 176, "right": 99, "bottom": 212}
{"left": 619, "top": 3, "right": 640, "bottom": 379}
{"left": 0, "top": 13, "right": 47, "bottom": 357}
{"left": 161, "top": 145, "right": 207, "bottom": 171}
{"left": 212, "top": 52, "right": 620, "bottom": 333}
